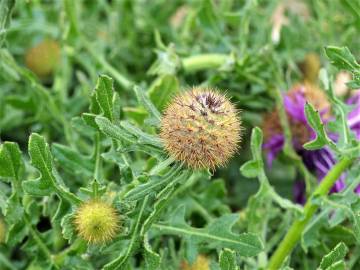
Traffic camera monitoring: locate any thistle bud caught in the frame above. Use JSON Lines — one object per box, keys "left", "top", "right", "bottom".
{"left": 181, "top": 255, "right": 210, "bottom": 270}
{"left": 74, "top": 200, "right": 119, "bottom": 244}
{"left": 160, "top": 88, "right": 241, "bottom": 170}
{"left": 25, "top": 39, "right": 60, "bottom": 78}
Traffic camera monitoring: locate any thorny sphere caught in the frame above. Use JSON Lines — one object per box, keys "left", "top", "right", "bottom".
{"left": 160, "top": 88, "right": 241, "bottom": 170}
{"left": 74, "top": 200, "right": 119, "bottom": 244}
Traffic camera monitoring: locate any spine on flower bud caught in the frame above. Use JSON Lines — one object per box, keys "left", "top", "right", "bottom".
{"left": 160, "top": 87, "right": 242, "bottom": 170}
{"left": 74, "top": 200, "right": 120, "bottom": 244}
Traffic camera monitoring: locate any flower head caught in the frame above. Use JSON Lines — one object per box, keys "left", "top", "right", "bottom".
{"left": 25, "top": 39, "right": 60, "bottom": 78}
{"left": 74, "top": 200, "right": 119, "bottom": 244}
{"left": 160, "top": 88, "right": 241, "bottom": 170}
{"left": 262, "top": 82, "right": 360, "bottom": 202}
{"left": 347, "top": 91, "right": 360, "bottom": 139}
{"left": 263, "top": 83, "right": 330, "bottom": 165}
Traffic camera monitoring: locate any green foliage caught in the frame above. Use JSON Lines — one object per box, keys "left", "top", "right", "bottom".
{"left": 325, "top": 46, "right": 360, "bottom": 89}
{"left": 0, "top": 1, "right": 360, "bottom": 269}
{"left": 0, "top": 142, "right": 23, "bottom": 181}
{"left": 319, "top": 242, "right": 348, "bottom": 270}
{"left": 24, "top": 133, "right": 81, "bottom": 204}
{"left": 303, "top": 103, "right": 337, "bottom": 151}
{"left": 219, "top": 249, "right": 238, "bottom": 270}
{"left": 148, "top": 75, "right": 180, "bottom": 111}
{"left": 152, "top": 206, "right": 263, "bottom": 257}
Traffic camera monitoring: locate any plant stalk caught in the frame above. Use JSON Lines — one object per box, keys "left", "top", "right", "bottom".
{"left": 182, "top": 53, "right": 228, "bottom": 73}
{"left": 82, "top": 38, "right": 134, "bottom": 90}
{"left": 24, "top": 215, "right": 53, "bottom": 261}
{"left": 267, "top": 157, "right": 353, "bottom": 270}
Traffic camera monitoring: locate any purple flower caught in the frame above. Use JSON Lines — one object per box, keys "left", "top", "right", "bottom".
{"left": 347, "top": 92, "right": 360, "bottom": 139}
{"left": 293, "top": 180, "right": 306, "bottom": 205}
{"left": 262, "top": 84, "right": 360, "bottom": 203}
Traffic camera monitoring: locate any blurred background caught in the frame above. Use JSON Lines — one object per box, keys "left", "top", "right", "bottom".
{"left": 1, "top": 0, "right": 359, "bottom": 209}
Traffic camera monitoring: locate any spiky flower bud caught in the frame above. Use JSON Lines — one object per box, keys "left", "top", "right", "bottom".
{"left": 160, "top": 88, "right": 241, "bottom": 169}
{"left": 74, "top": 200, "right": 119, "bottom": 244}
{"left": 25, "top": 39, "right": 60, "bottom": 78}
{"left": 181, "top": 255, "right": 210, "bottom": 270}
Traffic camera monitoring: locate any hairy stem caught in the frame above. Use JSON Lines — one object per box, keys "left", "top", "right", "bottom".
{"left": 182, "top": 53, "right": 228, "bottom": 73}
{"left": 62, "top": 0, "right": 133, "bottom": 91}
{"left": 53, "top": 239, "right": 86, "bottom": 267}
{"left": 267, "top": 157, "right": 354, "bottom": 270}
{"left": 24, "top": 215, "right": 53, "bottom": 261}
{"left": 82, "top": 38, "right": 134, "bottom": 90}
{"left": 273, "top": 87, "right": 317, "bottom": 196}
{"left": 93, "top": 132, "right": 102, "bottom": 182}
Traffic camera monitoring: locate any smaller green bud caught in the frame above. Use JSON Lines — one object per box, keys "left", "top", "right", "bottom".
{"left": 74, "top": 200, "right": 119, "bottom": 244}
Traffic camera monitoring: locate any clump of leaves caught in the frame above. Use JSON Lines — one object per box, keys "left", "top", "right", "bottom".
{"left": 1, "top": 1, "right": 360, "bottom": 270}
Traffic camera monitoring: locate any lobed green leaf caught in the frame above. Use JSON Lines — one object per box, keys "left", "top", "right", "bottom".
{"left": 153, "top": 206, "right": 264, "bottom": 257}
{"left": 319, "top": 242, "right": 348, "bottom": 270}
{"left": 94, "top": 75, "right": 115, "bottom": 121}
{"left": 303, "top": 102, "right": 337, "bottom": 151}
{"left": 219, "top": 249, "right": 238, "bottom": 270}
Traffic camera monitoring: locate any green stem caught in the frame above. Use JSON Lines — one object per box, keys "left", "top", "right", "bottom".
{"left": 267, "top": 157, "right": 354, "bottom": 270}
{"left": 1, "top": 49, "right": 74, "bottom": 146}
{"left": 53, "top": 239, "right": 85, "bottom": 267}
{"left": 63, "top": 0, "right": 79, "bottom": 36}
{"left": 93, "top": 132, "right": 102, "bottom": 182}
{"left": 53, "top": 184, "right": 82, "bottom": 206}
{"left": 82, "top": 38, "right": 134, "bottom": 90}
{"left": 62, "top": 0, "right": 133, "bottom": 90}
{"left": 24, "top": 215, "right": 53, "bottom": 262}
{"left": 274, "top": 87, "right": 316, "bottom": 196}
{"left": 182, "top": 53, "right": 228, "bottom": 73}
{"left": 0, "top": 253, "right": 17, "bottom": 270}
{"left": 191, "top": 198, "right": 213, "bottom": 223}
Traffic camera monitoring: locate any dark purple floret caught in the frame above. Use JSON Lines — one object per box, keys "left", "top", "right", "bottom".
{"left": 263, "top": 134, "right": 285, "bottom": 166}
{"left": 347, "top": 92, "right": 360, "bottom": 140}
{"left": 294, "top": 180, "right": 306, "bottom": 205}
{"left": 263, "top": 87, "right": 360, "bottom": 204}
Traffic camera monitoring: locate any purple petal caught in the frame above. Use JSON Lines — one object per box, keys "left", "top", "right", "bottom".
{"left": 346, "top": 92, "right": 360, "bottom": 105}
{"left": 294, "top": 180, "right": 306, "bottom": 205}
{"left": 347, "top": 91, "right": 360, "bottom": 140}
{"left": 263, "top": 134, "right": 285, "bottom": 166}
{"left": 283, "top": 91, "right": 307, "bottom": 123}
{"left": 300, "top": 147, "right": 346, "bottom": 193}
